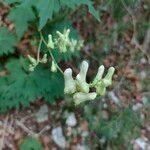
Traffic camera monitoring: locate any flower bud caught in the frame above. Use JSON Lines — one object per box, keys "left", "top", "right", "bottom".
{"left": 64, "top": 68, "right": 76, "bottom": 94}
{"left": 76, "top": 61, "right": 89, "bottom": 93}
{"left": 51, "top": 61, "right": 57, "bottom": 72}
{"left": 56, "top": 31, "right": 64, "bottom": 39}
{"left": 76, "top": 40, "right": 84, "bottom": 51}
{"left": 40, "top": 54, "right": 47, "bottom": 63}
{"left": 27, "top": 55, "right": 37, "bottom": 64}
{"left": 47, "top": 34, "right": 54, "bottom": 49}
{"left": 69, "top": 39, "right": 77, "bottom": 52}
{"left": 65, "top": 29, "right": 70, "bottom": 39}
{"left": 103, "top": 67, "right": 115, "bottom": 87}
{"left": 73, "top": 92, "right": 97, "bottom": 105}
{"left": 58, "top": 42, "right": 67, "bottom": 53}
{"left": 56, "top": 29, "right": 70, "bottom": 53}
{"left": 92, "top": 65, "right": 105, "bottom": 86}
{"left": 29, "top": 64, "right": 35, "bottom": 72}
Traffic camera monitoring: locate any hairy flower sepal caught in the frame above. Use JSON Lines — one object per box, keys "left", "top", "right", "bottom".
{"left": 76, "top": 61, "right": 89, "bottom": 93}
{"left": 64, "top": 68, "right": 76, "bottom": 94}
{"left": 73, "top": 92, "right": 97, "bottom": 105}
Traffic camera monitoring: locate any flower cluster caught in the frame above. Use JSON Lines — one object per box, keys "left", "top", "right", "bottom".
{"left": 28, "top": 54, "right": 47, "bottom": 71}
{"left": 28, "top": 29, "right": 83, "bottom": 72}
{"left": 47, "top": 29, "right": 84, "bottom": 53}
{"left": 64, "top": 61, "right": 115, "bottom": 105}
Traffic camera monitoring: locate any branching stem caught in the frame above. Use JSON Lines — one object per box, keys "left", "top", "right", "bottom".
{"left": 121, "top": 0, "right": 150, "bottom": 63}
{"left": 39, "top": 31, "right": 64, "bottom": 75}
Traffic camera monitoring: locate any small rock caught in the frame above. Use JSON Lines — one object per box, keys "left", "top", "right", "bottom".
{"left": 80, "top": 120, "right": 88, "bottom": 132}
{"left": 102, "top": 110, "right": 109, "bottom": 120}
{"left": 142, "top": 97, "right": 149, "bottom": 107}
{"left": 134, "top": 137, "right": 148, "bottom": 150}
{"left": 76, "top": 144, "right": 89, "bottom": 150}
{"left": 140, "top": 71, "right": 146, "bottom": 79}
{"left": 66, "top": 113, "right": 77, "bottom": 127}
{"left": 52, "top": 126, "right": 66, "bottom": 149}
{"left": 36, "top": 105, "right": 49, "bottom": 123}
{"left": 99, "top": 137, "right": 106, "bottom": 145}
{"left": 103, "top": 103, "right": 108, "bottom": 109}
{"left": 146, "top": 144, "right": 150, "bottom": 150}
{"left": 108, "top": 91, "right": 121, "bottom": 106}
{"left": 81, "top": 131, "right": 89, "bottom": 137}
{"left": 132, "top": 103, "right": 143, "bottom": 111}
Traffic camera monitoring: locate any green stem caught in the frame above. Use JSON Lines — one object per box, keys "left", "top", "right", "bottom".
{"left": 37, "top": 37, "right": 42, "bottom": 62}
{"left": 48, "top": 50, "right": 64, "bottom": 74}
{"left": 39, "top": 31, "right": 64, "bottom": 75}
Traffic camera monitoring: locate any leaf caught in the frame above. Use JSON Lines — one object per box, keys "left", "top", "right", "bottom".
{"left": 42, "top": 20, "right": 80, "bottom": 61}
{"left": 88, "top": 5, "right": 100, "bottom": 21}
{"left": 0, "top": 27, "right": 16, "bottom": 56}
{"left": 4, "top": 0, "right": 21, "bottom": 4}
{"left": 20, "top": 137, "right": 43, "bottom": 150}
{"left": 37, "top": 0, "right": 60, "bottom": 30}
{"left": 37, "top": 0, "right": 99, "bottom": 29}
{"left": 60, "top": 0, "right": 100, "bottom": 21}
{"left": 0, "top": 57, "right": 64, "bottom": 113}
{"left": 7, "top": 2, "right": 35, "bottom": 38}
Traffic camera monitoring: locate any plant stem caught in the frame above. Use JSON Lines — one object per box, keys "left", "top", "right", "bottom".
{"left": 37, "top": 37, "right": 42, "bottom": 62}
{"left": 39, "top": 31, "right": 64, "bottom": 75}
{"left": 48, "top": 50, "right": 64, "bottom": 74}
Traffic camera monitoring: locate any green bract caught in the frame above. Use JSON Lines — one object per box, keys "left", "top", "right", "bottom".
{"left": 64, "top": 61, "right": 115, "bottom": 105}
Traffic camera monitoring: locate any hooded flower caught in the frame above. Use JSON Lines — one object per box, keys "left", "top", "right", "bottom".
{"left": 64, "top": 68, "right": 76, "bottom": 94}
{"left": 76, "top": 61, "right": 89, "bottom": 93}
{"left": 47, "top": 34, "right": 54, "bottom": 49}
{"left": 73, "top": 92, "right": 97, "bottom": 105}
{"left": 92, "top": 65, "right": 105, "bottom": 86}
{"left": 102, "top": 67, "right": 115, "bottom": 87}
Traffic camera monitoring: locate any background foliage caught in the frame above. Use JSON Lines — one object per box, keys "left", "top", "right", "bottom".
{"left": 0, "top": 0, "right": 99, "bottom": 112}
